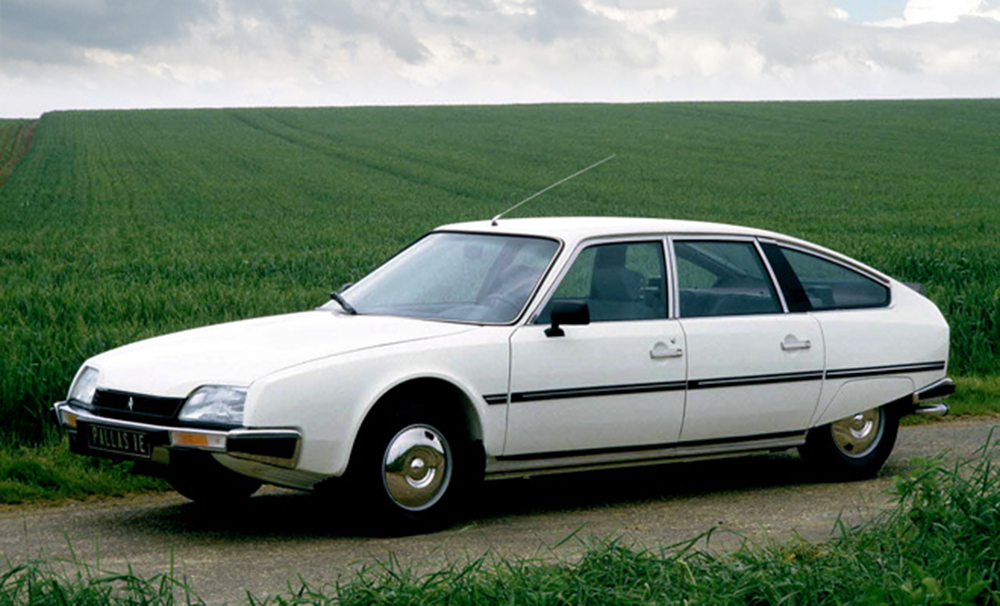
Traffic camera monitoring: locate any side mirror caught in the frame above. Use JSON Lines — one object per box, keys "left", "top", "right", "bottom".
{"left": 545, "top": 300, "right": 590, "bottom": 337}
{"left": 339, "top": 282, "right": 354, "bottom": 293}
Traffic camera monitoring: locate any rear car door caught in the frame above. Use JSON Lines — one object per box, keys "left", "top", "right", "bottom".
{"left": 673, "top": 238, "right": 825, "bottom": 442}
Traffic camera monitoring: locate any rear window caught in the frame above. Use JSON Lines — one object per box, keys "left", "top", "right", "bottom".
{"left": 674, "top": 240, "right": 782, "bottom": 318}
{"left": 771, "top": 247, "right": 889, "bottom": 311}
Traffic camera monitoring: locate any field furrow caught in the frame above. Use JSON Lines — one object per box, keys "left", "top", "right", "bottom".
{"left": 0, "top": 120, "right": 36, "bottom": 188}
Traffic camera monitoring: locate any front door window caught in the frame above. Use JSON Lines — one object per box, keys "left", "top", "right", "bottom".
{"left": 539, "top": 241, "right": 667, "bottom": 323}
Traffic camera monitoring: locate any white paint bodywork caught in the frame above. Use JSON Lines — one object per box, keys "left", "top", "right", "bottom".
{"left": 810, "top": 281, "right": 949, "bottom": 426}
{"left": 506, "top": 319, "right": 687, "bottom": 455}
{"left": 679, "top": 313, "right": 824, "bottom": 441}
{"left": 86, "top": 312, "right": 476, "bottom": 397}
{"left": 63, "top": 217, "right": 951, "bottom": 488}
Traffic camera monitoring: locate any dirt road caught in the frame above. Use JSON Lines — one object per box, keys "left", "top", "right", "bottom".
{"left": 2, "top": 418, "right": 998, "bottom": 604}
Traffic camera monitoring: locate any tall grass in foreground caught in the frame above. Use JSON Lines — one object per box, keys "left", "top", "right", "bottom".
{"left": 0, "top": 559, "right": 196, "bottom": 606}
{"left": 4, "top": 442, "right": 1000, "bottom": 605}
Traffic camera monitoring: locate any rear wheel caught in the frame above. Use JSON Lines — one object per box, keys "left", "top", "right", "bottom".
{"left": 799, "top": 405, "right": 898, "bottom": 480}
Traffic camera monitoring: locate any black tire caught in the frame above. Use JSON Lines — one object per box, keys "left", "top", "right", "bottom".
{"left": 799, "top": 405, "right": 899, "bottom": 481}
{"left": 167, "top": 454, "right": 262, "bottom": 505}
{"left": 346, "top": 401, "right": 480, "bottom": 534}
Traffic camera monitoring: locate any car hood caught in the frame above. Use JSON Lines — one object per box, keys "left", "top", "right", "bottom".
{"left": 88, "top": 311, "right": 477, "bottom": 397}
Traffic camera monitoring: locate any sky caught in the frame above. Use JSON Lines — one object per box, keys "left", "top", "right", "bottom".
{"left": 1, "top": 0, "right": 998, "bottom": 118}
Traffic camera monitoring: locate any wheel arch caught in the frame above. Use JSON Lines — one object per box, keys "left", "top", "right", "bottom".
{"left": 812, "top": 376, "right": 915, "bottom": 427}
{"left": 348, "top": 375, "right": 486, "bottom": 473}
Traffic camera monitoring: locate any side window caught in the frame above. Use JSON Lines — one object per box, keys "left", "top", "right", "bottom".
{"left": 779, "top": 248, "right": 889, "bottom": 310}
{"left": 674, "top": 240, "right": 782, "bottom": 318}
{"left": 539, "top": 241, "right": 667, "bottom": 323}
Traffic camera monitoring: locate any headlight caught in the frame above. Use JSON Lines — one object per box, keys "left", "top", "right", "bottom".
{"left": 179, "top": 386, "right": 247, "bottom": 426}
{"left": 68, "top": 367, "right": 100, "bottom": 406}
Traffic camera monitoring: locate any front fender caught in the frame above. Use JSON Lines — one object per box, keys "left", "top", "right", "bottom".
{"left": 245, "top": 326, "right": 511, "bottom": 477}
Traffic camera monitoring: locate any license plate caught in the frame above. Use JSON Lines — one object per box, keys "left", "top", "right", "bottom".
{"left": 85, "top": 424, "right": 152, "bottom": 458}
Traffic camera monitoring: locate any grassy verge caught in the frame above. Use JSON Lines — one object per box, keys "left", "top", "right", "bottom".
{"left": 3, "top": 441, "right": 999, "bottom": 605}
{"left": 0, "top": 439, "right": 166, "bottom": 506}
{"left": 948, "top": 376, "right": 1000, "bottom": 417}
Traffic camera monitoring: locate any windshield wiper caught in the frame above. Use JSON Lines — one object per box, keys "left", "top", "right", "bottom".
{"left": 329, "top": 291, "right": 358, "bottom": 315}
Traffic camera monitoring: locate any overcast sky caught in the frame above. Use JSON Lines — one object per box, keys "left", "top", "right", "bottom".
{"left": 1, "top": 0, "right": 998, "bottom": 118}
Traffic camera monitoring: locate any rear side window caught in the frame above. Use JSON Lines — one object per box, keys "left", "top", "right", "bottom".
{"left": 773, "top": 247, "right": 889, "bottom": 310}
{"left": 674, "top": 240, "right": 782, "bottom": 318}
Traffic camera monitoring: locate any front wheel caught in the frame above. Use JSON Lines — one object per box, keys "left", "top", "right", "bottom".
{"left": 347, "top": 403, "right": 479, "bottom": 533}
{"left": 799, "top": 405, "right": 898, "bottom": 480}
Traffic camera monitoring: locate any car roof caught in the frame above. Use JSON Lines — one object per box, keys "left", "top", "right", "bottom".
{"left": 437, "top": 217, "right": 779, "bottom": 243}
{"left": 436, "top": 216, "right": 891, "bottom": 282}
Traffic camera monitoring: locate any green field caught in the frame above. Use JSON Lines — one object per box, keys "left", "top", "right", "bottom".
{"left": 1, "top": 101, "right": 999, "bottom": 446}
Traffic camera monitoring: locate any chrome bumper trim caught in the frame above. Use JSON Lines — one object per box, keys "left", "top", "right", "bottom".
{"left": 484, "top": 433, "right": 806, "bottom": 479}
{"left": 912, "top": 403, "right": 949, "bottom": 417}
{"left": 53, "top": 401, "right": 302, "bottom": 468}
{"left": 908, "top": 377, "right": 954, "bottom": 417}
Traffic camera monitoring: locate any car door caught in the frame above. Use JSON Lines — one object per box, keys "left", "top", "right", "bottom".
{"left": 673, "top": 237, "right": 824, "bottom": 442}
{"left": 503, "top": 239, "right": 687, "bottom": 456}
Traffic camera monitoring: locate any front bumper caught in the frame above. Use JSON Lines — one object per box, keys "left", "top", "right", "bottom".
{"left": 53, "top": 401, "right": 302, "bottom": 469}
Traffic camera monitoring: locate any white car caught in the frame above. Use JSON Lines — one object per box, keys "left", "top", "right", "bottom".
{"left": 55, "top": 217, "right": 954, "bottom": 530}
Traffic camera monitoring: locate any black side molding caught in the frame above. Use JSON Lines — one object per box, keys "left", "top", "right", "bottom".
{"left": 228, "top": 433, "right": 299, "bottom": 460}
{"left": 913, "top": 377, "right": 956, "bottom": 403}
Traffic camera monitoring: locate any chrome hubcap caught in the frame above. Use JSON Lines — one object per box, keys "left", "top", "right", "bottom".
{"left": 831, "top": 408, "right": 883, "bottom": 458}
{"left": 383, "top": 425, "right": 451, "bottom": 511}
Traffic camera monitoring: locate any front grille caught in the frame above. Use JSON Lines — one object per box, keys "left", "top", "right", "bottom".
{"left": 91, "top": 389, "right": 185, "bottom": 423}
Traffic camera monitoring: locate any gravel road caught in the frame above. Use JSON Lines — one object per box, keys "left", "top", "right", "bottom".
{"left": 2, "top": 418, "right": 998, "bottom": 604}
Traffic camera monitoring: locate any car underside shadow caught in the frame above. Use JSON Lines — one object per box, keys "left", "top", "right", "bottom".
{"left": 104, "top": 450, "right": 916, "bottom": 539}
{"left": 476, "top": 451, "right": 911, "bottom": 519}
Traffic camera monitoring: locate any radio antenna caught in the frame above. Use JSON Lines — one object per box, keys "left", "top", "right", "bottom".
{"left": 491, "top": 154, "right": 616, "bottom": 226}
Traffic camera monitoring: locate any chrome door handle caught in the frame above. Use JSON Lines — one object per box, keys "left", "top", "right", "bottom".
{"left": 650, "top": 341, "right": 684, "bottom": 359}
{"left": 781, "top": 335, "right": 812, "bottom": 351}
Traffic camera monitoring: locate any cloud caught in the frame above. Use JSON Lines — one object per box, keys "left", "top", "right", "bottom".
{"left": 904, "top": 0, "right": 992, "bottom": 24}
{"left": 1, "top": 0, "right": 999, "bottom": 117}
{"left": 1, "top": 0, "right": 215, "bottom": 65}
{"left": 230, "top": 0, "right": 432, "bottom": 64}
{"left": 870, "top": 0, "right": 1000, "bottom": 25}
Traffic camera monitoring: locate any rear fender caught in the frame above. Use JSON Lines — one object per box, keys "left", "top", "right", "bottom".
{"left": 813, "top": 377, "right": 914, "bottom": 427}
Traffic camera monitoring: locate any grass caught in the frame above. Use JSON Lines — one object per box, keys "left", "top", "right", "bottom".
{"left": 0, "top": 439, "right": 165, "bottom": 505}
{"left": 949, "top": 376, "right": 1000, "bottom": 417}
{"left": 1, "top": 101, "right": 998, "bottom": 447}
{"left": 3, "top": 439, "right": 1000, "bottom": 604}
{"left": 0, "top": 558, "right": 196, "bottom": 606}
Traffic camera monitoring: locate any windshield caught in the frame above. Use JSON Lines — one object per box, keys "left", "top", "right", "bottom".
{"left": 322, "top": 232, "right": 560, "bottom": 323}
